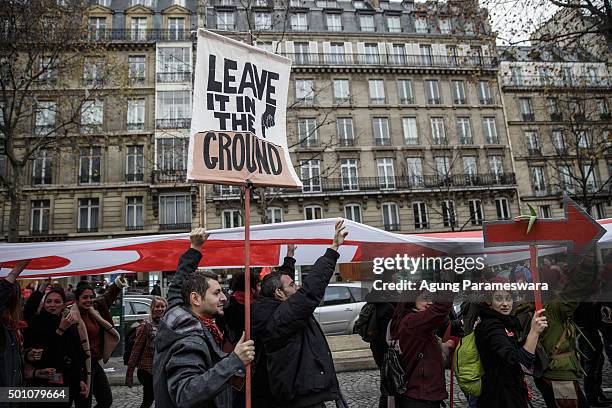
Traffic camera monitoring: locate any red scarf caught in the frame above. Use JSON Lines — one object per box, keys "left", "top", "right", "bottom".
{"left": 197, "top": 316, "right": 224, "bottom": 346}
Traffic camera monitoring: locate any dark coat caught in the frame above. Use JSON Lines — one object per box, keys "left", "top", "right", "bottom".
{"left": 251, "top": 248, "right": 341, "bottom": 408}
{"left": 0, "top": 279, "right": 21, "bottom": 388}
{"left": 150, "top": 284, "right": 161, "bottom": 296}
{"left": 369, "top": 301, "right": 394, "bottom": 368}
{"left": 23, "top": 310, "right": 86, "bottom": 387}
{"left": 153, "top": 248, "right": 245, "bottom": 408}
{"left": 394, "top": 295, "right": 453, "bottom": 402}
{"left": 475, "top": 306, "right": 529, "bottom": 408}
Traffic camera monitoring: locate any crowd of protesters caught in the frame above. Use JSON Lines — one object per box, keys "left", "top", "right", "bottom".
{"left": 1, "top": 222, "right": 611, "bottom": 408}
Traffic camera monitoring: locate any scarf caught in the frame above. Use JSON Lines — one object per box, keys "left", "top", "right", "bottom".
{"left": 67, "top": 305, "right": 120, "bottom": 398}
{"left": 197, "top": 315, "right": 224, "bottom": 346}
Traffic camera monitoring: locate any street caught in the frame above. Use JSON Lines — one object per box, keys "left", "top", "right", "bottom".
{"left": 110, "top": 362, "right": 612, "bottom": 407}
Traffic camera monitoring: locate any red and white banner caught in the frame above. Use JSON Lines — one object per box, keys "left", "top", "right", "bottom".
{"left": 1, "top": 218, "right": 611, "bottom": 279}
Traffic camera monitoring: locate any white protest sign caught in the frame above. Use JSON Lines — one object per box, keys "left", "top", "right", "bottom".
{"left": 188, "top": 29, "right": 301, "bottom": 188}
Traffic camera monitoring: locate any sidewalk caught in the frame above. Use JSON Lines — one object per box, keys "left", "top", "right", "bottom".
{"left": 103, "top": 334, "right": 375, "bottom": 386}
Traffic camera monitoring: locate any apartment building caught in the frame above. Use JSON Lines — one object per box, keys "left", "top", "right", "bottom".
{"left": 205, "top": 0, "right": 520, "bottom": 233}
{"left": 499, "top": 45, "right": 611, "bottom": 219}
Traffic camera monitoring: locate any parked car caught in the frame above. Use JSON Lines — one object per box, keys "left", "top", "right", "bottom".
{"left": 123, "top": 295, "right": 154, "bottom": 340}
{"left": 314, "top": 283, "right": 368, "bottom": 336}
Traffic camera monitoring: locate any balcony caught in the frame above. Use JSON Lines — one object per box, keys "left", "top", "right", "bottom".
{"left": 32, "top": 176, "right": 52, "bottom": 186}
{"left": 126, "top": 225, "right": 144, "bottom": 231}
{"left": 479, "top": 98, "right": 494, "bottom": 105}
{"left": 159, "top": 223, "right": 191, "bottom": 231}
{"left": 284, "top": 53, "right": 497, "bottom": 69}
{"left": 127, "top": 122, "right": 146, "bottom": 132}
{"left": 30, "top": 229, "right": 50, "bottom": 236}
{"left": 87, "top": 29, "right": 193, "bottom": 42}
{"left": 77, "top": 227, "right": 99, "bottom": 233}
{"left": 126, "top": 173, "right": 145, "bottom": 183}
{"left": 212, "top": 185, "right": 241, "bottom": 195}
{"left": 339, "top": 138, "right": 355, "bottom": 147}
{"left": 299, "top": 139, "right": 319, "bottom": 149}
{"left": 210, "top": 173, "right": 517, "bottom": 197}
{"left": 502, "top": 75, "right": 610, "bottom": 89}
{"left": 400, "top": 97, "right": 415, "bottom": 105}
{"left": 600, "top": 112, "right": 611, "bottom": 120}
{"left": 375, "top": 137, "right": 391, "bottom": 146}
{"left": 156, "top": 118, "right": 191, "bottom": 129}
{"left": 384, "top": 223, "right": 401, "bottom": 231}
{"left": 156, "top": 72, "right": 192, "bottom": 83}
{"left": 528, "top": 148, "right": 542, "bottom": 157}
{"left": 454, "top": 99, "right": 467, "bottom": 105}
{"left": 428, "top": 98, "right": 441, "bottom": 105}
{"left": 522, "top": 113, "right": 535, "bottom": 122}
{"left": 153, "top": 170, "right": 187, "bottom": 183}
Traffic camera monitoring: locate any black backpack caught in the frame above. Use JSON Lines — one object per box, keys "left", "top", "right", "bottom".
{"left": 353, "top": 303, "right": 378, "bottom": 342}
{"left": 123, "top": 322, "right": 146, "bottom": 365}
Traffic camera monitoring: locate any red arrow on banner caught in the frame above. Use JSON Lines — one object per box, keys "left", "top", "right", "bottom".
{"left": 483, "top": 195, "right": 605, "bottom": 254}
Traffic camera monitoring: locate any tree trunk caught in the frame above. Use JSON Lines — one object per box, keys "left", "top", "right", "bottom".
{"left": 8, "top": 182, "right": 22, "bottom": 243}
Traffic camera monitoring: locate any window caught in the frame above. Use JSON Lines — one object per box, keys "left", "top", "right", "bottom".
{"left": 127, "top": 98, "right": 145, "bottom": 131}
{"left": 31, "top": 200, "right": 50, "bottom": 234}
{"left": 326, "top": 14, "right": 342, "bottom": 31}
{"left": 78, "top": 198, "right": 99, "bottom": 232}
{"left": 156, "top": 91, "right": 191, "bottom": 127}
{"left": 222, "top": 210, "right": 242, "bottom": 228}
{"left": 364, "top": 43, "right": 379, "bottom": 64}
{"left": 452, "top": 80, "right": 466, "bottom": 105}
{"left": 32, "top": 150, "right": 52, "bottom": 185}
{"left": 597, "top": 99, "right": 609, "bottom": 117}
{"left": 389, "top": 44, "right": 407, "bottom": 65}
{"left": 583, "top": 164, "right": 598, "bottom": 192}
{"left": 267, "top": 207, "right": 283, "bottom": 223}
{"left": 457, "top": 117, "right": 472, "bottom": 144}
{"left": 83, "top": 57, "right": 104, "bottom": 86}
{"left": 291, "top": 13, "right": 307, "bottom": 30}
{"left": 159, "top": 194, "right": 191, "bottom": 227}
{"left": 463, "top": 156, "right": 477, "bottom": 178}
{"left": 397, "top": 80, "right": 413, "bottom": 104}
{"left": 584, "top": 66, "right": 598, "bottom": 85}
{"left": 438, "top": 18, "right": 451, "bottom": 34}
{"left": 360, "top": 15, "right": 374, "bottom": 32}
{"left": 415, "top": 17, "right": 428, "bottom": 33}
{"left": 593, "top": 203, "right": 606, "bottom": 220}
{"left": 420, "top": 44, "right": 432, "bottom": 65}
{"left": 256, "top": 42, "right": 274, "bottom": 53}
{"left": 293, "top": 42, "right": 310, "bottom": 64}
{"left": 341, "top": 159, "right": 359, "bottom": 191}
{"left": 217, "top": 11, "right": 235, "bottom": 30}
{"left": 402, "top": 117, "right": 418, "bottom": 145}
{"left": 425, "top": 80, "right": 440, "bottom": 104}
{"left": 344, "top": 204, "right": 362, "bottom": 223}
{"left": 35, "top": 101, "right": 56, "bottom": 132}
{"left": 531, "top": 166, "right": 547, "bottom": 195}
{"left": 511, "top": 66, "right": 523, "bottom": 85}
{"left": 377, "top": 158, "right": 395, "bottom": 189}
{"left": 483, "top": 117, "right": 498, "bottom": 144}
{"left": 156, "top": 138, "right": 188, "bottom": 171}
{"left": 126, "top": 146, "right": 144, "bottom": 182}
{"left": 168, "top": 17, "right": 185, "bottom": 40}
{"left": 128, "top": 56, "right": 146, "bottom": 84}
{"left": 519, "top": 98, "right": 534, "bottom": 121}
{"left": 373, "top": 117, "right": 390, "bottom": 146}
{"left": 540, "top": 205, "right": 551, "bottom": 219}
{"left": 126, "top": 197, "right": 144, "bottom": 230}
{"left": 430, "top": 117, "right": 446, "bottom": 144}
{"left": 295, "top": 79, "right": 314, "bottom": 105}
{"left": 368, "top": 79, "right": 385, "bottom": 104}
{"left": 300, "top": 160, "right": 321, "bottom": 192}
{"left": 435, "top": 156, "right": 450, "bottom": 177}
{"left": 442, "top": 200, "right": 456, "bottom": 228}
{"left": 477, "top": 81, "right": 493, "bottom": 105}
{"left": 79, "top": 146, "right": 101, "bottom": 184}
{"left": 254, "top": 12, "right": 272, "bottom": 30}
{"left": 495, "top": 197, "right": 510, "bottom": 220}
{"left": 546, "top": 97, "right": 560, "bottom": 117}
{"left": 81, "top": 99, "right": 104, "bottom": 133}
{"left": 329, "top": 42, "right": 345, "bottom": 64}
{"left": 552, "top": 130, "right": 566, "bottom": 154}
{"left": 559, "top": 165, "right": 574, "bottom": 192}
{"left": 39, "top": 56, "right": 58, "bottom": 84}
{"left": 489, "top": 155, "right": 503, "bottom": 179}
{"left": 333, "top": 79, "right": 350, "bottom": 104}
{"left": 131, "top": 0, "right": 155, "bottom": 5}
{"left": 413, "top": 202, "right": 428, "bottom": 229}
{"left": 157, "top": 47, "right": 191, "bottom": 81}
{"left": 446, "top": 45, "right": 458, "bottom": 65}
{"left": 577, "top": 130, "right": 589, "bottom": 148}
{"left": 387, "top": 16, "right": 401, "bottom": 33}
{"left": 304, "top": 205, "right": 322, "bottom": 220}
{"left": 337, "top": 118, "right": 354, "bottom": 146}
{"left": 88, "top": 17, "right": 106, "bottom": 40}
{"left": 131, "top": 17, "right": 147, "bottom": 40}
{"left": 298, "top": 118, "right": 317, "bottom": 147}
{"left": 407, "top": 157, "right": 423, "bottom": 187}
{"left": 382, "top": 203, "right": 400, "bottom": 231}
{"left": 468, "top": 199, "right": 483, "bottom": 225}
{"left": 525, "top": 131, "right": 540, "bottom": 155}
{"left": 464, "top": 21, "right": 475, "bottom": 35}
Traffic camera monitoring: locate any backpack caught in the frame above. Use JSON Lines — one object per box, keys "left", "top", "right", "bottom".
{"left": 453, "top": 332, "right": 484, "bottom": 397}
{"left": 123, "top": 321, "right": 148, "bottom": 365}
{"left": 353, "top": 303, "right": 377, "bottom": 342}
{"left": 381, "top": 322, "right": 408, "bottom": 396}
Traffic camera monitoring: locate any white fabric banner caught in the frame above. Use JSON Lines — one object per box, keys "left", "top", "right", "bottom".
{"left": 187, "top": 29, "right": 301, "bottom": 188}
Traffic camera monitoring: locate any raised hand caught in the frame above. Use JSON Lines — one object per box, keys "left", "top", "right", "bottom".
{"left": 331, "top": 219, "right": 348, "bottom": 251}
{"left": 189, "top": 228, "right": 210, "bottom": 251}
{"left": 233, "top": 332, "right": 255, "bottom": 366}
{"left": 287, "top": 244, "right": 297, "bottom": 258}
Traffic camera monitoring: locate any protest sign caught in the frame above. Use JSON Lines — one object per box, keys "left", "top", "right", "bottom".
{"left": 188, "top": 29, "right": 301, "bottom": 188}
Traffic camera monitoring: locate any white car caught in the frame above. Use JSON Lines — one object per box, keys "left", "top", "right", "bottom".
{"left": 314, "top": 283, "right": 368, "bottom": 336}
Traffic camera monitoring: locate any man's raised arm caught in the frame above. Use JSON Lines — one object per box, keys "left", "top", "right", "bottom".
{"left": 167, "top": 228, "right": 209, "bottom": 310}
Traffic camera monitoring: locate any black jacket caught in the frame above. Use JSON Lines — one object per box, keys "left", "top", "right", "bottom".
{"left": 0, "top": 279, "right": 21, "bottom": 388}
{"left": 475, "top": 307, "right": 530, "bottom": 408}
{"left": 252, "top": 248, "right": 340, "bottom": 408}
{"left": 153, "top": 248, "right": 245, "bottom": 408}
{"left": 23, "top": 310, "right": 87, "bottom": 387}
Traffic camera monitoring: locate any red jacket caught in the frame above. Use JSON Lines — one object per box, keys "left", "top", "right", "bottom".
{"left": 394, "top": 294, "right": 453, "bottom": 402}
